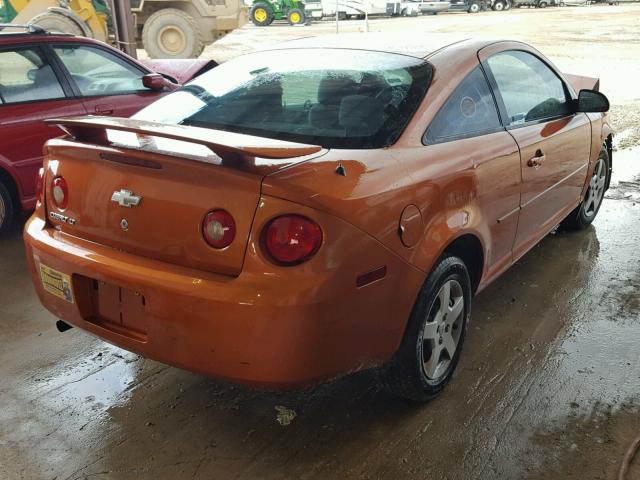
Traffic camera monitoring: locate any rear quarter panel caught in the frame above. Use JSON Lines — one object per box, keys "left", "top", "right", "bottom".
{"left": 264, "top": 41, "right": 511, "bottom": 290}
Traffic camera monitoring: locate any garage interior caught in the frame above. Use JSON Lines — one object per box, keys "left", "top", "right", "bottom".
{"left": 1, "top": 2, "right": 640, "bottom": 480}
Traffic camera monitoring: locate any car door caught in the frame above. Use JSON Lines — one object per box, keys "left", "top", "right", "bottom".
{"left": 49, "top": 43, "right": 161, "bottom": 118}
{"left": 422, "top": 65, "right": 521, "bottom": 281}
{"left": 481, "top": 47, "right": 592, "bottom": 259}
{"left": 0, "top": 45, "right": 87, "bottom": 209}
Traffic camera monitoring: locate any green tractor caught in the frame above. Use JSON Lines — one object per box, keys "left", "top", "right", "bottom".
{"left": 249, "top": 0, "right": 307, "bottom": 26}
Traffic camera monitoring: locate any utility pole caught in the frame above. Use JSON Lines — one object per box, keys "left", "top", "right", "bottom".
{"left": 109, "top": 0, "right": 137, "bottom": 59}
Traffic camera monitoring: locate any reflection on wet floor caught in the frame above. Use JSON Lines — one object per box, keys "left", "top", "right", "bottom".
{"left": 607, "top": 146, "right": 640, "bottom": 202}
{"left": 0, "top": 147, "right": 639, "bottom": 480}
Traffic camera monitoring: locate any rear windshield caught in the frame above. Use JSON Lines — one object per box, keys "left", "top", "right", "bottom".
{"left": 134, "top": 49, "right": 433, "bottom": 149}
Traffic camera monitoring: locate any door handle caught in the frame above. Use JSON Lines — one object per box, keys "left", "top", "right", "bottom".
{"left": 95, "top": 104, "right": 114, "bottom": 115}
{"left": 527, "top": 149, "right": 546, "bottom": 168}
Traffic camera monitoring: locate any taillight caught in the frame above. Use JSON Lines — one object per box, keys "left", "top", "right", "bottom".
{"left": 36, "top": 168, "right": 44, "bottom": 203}
{"left": 262, "top": 215, "right": 322, "bottom": 266}
{"left": 202, "top": 209, "right": 236, "bottom": 249}
{"left": 51, "top": 176, "right": 68, "bottom": 210}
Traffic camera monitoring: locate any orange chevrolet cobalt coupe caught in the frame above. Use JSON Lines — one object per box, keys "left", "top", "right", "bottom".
{"left": 25, "top": 35, "right": 613, "bottom": 401}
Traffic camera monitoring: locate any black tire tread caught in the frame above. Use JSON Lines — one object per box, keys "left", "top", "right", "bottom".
{"left": 560, "top": 146, "right": 609, "bottom": 231}
{"left": 378, "top": 254, "right": 472, "bottom": 402}
{"left": 0, "top": 180, "right": 15, "bottom": 236}
{"left": 250, "top": 3, "right": 274, "bottom": 26}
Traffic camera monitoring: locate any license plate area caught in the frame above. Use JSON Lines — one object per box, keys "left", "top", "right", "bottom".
{"left": 74, "top": 275, "right": 148, "bottom": 342}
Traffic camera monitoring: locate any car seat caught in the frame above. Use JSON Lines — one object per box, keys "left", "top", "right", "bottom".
{"left": 309, "top": 76, "right": 357, "bottom": 130}
{"left": 339, "top": 95, "right": 386, "bottom": 137}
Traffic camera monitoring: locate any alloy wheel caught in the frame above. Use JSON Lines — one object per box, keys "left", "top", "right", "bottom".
{"left": 422, "top": 279, "right": 465, "bottom": 379}
{"left": 584, "top": 156, "right": 607, "bottom": 218}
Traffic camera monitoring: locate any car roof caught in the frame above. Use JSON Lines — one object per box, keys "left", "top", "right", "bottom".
{"left": 264, "top": 33, "right": 492, "bottom": 59}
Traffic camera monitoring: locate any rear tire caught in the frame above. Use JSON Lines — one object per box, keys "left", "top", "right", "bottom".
{"left": 560, "top": 147, "right": 609, "bottom": 231}
{"left": 378, "top": 255, "right": 472, "bottom": 402}
{"left": 492, "top": 0, "right": 506, "bottom": 10}
{"left": 29, "top": 12, "right": 84, "bottom": 35}
{"left": 250, "top": 3, "right": 274, "bottom": 26}
{"left": 0, "top": 180, "right": 15, "bottom": 237}
{"left": 142, "top": 8, "right": 204, "bottom": 59}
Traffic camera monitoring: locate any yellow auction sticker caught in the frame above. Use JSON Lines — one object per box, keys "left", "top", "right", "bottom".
{"left": 39, "top": 264, "right": 74, "bottom": 304}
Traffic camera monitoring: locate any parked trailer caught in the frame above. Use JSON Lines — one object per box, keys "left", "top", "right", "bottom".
{"left": 304, "top": 0, "right": 390, "bottom": 19}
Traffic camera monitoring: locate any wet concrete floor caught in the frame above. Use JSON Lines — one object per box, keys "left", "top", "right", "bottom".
{"left": 1, "top": 148, "right": 638, "bottom": 479}
{"left": 3, "top": 7, "right": 640, "bottom": 479}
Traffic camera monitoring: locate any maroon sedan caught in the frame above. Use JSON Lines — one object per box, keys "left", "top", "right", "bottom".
{"left": 0, "top": 25, "right": 215, "bottom": 234}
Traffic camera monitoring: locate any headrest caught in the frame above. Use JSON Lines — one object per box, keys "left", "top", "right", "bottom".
{"left": 317, "top": 75, "right": 357, "bottom": 105}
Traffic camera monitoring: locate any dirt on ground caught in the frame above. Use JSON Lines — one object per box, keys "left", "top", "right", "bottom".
{"left": 2, "top": 5, "right": 640, "bottom": 480}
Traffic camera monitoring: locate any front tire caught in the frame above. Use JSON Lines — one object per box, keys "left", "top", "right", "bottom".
{"left": 379, "top": 255, "right": 472, "bottom": 402}
{"left": 287, "top": 8, "right": 306, "bottom": 25}
{"left": 468, "top": 2, "right": 481, "bottom": 12}
{"left": 0, "top": 180, "right": 15, "bottom": 237}
{"left": 560, "top": 147, "right": 609, "bottom": 231}
{"left": 492, "top": 0, "right": 506, "bottom": 10}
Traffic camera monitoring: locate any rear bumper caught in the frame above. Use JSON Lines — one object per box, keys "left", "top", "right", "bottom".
{"left": 24, "top": 200, "right": 424, "bottom": 389}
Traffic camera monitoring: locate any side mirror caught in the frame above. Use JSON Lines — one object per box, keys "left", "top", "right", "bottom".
{"left": 576, "top": 89, "right": 609, "bottom": 113}
{"left": 142, "top": 73, "right": 178, "bottom": 92}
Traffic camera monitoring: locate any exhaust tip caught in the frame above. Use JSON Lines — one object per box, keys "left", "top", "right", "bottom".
{"left": 56, "top": 320, "right": 73, "bottom": 333}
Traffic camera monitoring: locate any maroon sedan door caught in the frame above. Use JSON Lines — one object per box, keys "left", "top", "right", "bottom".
{"left": 482, "top": 48, "right": 592, "bottom": 260}
{"left": 0, "top": 46, "right": 87, "bottom": 210}
{"left": 50, "top": 44, "right": 162, "bottom": 118}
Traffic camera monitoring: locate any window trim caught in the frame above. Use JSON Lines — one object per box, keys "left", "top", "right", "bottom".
{"left": 481, "top": 49, "right": 576, "bottom": 130}
{"left": 48, "top": 42, "right": 153, "bottom": 99}
{"left": 0, "top": 45, "right": 73, "bottom": 106}
{"left": 422, "top": 64, "right": 505, "bottom": 146}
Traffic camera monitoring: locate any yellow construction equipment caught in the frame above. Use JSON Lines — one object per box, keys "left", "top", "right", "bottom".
{"left": 2, "top": 0, "right": 109, "bottom": 41}
{"left": 0, "top": 0, "right": 247, "bottom": 58}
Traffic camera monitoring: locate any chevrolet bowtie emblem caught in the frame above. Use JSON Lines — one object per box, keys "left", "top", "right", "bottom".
{"left": 111, "top": 189, "right": 142, "bottom": 208}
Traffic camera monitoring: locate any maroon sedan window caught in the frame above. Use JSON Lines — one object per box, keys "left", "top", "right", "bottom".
{"left": 134, "top": 49, "right": 433, "bottom": 149}
{"left": 0, "top": 48, "right": 65, "bottom": 104}
{"left": 53, "top": 45, "right": 151, "bottom": 96}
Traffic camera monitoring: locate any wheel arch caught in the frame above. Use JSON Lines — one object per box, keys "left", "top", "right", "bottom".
{"left": 412, "top": 227, "right": 486, "bottom": 296}
{"left": 441, "top": 233, "right": 485, "bottom": 295}
{"left": 0, "top": 164, "right": 20, "bottom": 210}
{"left": 604, "top": 133, "right": 613, "bottom": 190}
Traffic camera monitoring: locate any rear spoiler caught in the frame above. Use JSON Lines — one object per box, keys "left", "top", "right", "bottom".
{"left": 45, "top": 116, "right": 323, "bottom": 163}
{"left": 564, "top": 73, "right": 600, "bottom": 93}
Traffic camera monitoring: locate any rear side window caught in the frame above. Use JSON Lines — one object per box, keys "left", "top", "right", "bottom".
{"left": 424, "top": 66, "right": 501, "bottom": 145}
{"left": 53, "top": 45, "right": 149, "bottom": 96}
{"left": 486, "top": 50, "right": 572, "bottom": 126}
{"left": 134, "top": 49, "right": 433, "bottom": 149}
{"left": 0, "top": 48, "right": 65, "bottom": 104}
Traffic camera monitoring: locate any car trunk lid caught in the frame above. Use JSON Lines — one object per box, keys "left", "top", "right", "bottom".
{"left": 43, "top": 116, "right": 326, "bottom": 276}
